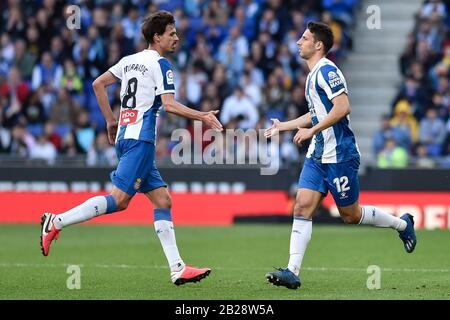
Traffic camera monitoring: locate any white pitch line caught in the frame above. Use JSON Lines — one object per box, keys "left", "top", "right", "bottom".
{"left": 0, "top": 263, "right": 449, "bottom": 273}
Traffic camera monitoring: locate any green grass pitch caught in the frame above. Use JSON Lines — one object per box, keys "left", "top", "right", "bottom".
{"left": 0, "top": 224, "right": 449, "bottom": 300}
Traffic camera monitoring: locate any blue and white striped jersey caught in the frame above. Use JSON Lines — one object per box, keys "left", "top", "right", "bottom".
{"left": 305, "top": 57, "right": 360, "bottom": 163}
{"left": 108, "top": 49, "right": 175, "bottom": 144}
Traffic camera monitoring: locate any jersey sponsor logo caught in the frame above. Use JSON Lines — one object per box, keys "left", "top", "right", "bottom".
{"left": 166, "top": 70, "right": 174, "bottom": 85}
{"left": 328, "top": 71, "right": 343, "bottom": 89}
{"left": 119, "top": 109, "right": 138, "bottom": 125}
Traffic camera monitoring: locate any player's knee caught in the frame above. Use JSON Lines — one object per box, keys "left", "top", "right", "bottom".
{"left": 293, "top": 201, "right": 314, "bottom": 219}
{"left": 154, "top": 194, "right": 172, "bottom": 209}
{"left": 340, "top": 213, "right": 359, "bottom": 224}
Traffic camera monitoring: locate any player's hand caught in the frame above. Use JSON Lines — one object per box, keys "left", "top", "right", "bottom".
{"left": 106, "top": 120, "right": 118, "bottom": 145}
{"left": 293, "top": 127, "right": 314, "bottom": 146}
{"left": 201, "top": 110, "right": 223, "bottom": 131}
{"left": 264, "top": 118, "right": 282, "bottom": 138}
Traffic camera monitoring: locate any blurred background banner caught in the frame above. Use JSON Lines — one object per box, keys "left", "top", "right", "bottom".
{"left": 0, "top": 0, "right": 449, "bottom": 229}
{"left": 0, "top": 165, "right": 448, "bottom": 229}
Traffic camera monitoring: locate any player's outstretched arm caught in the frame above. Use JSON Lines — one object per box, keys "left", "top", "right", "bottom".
{"left": 264, "top": 113, "right": 311, "bottom": 138}
{"left": 92, "top": 71, "right": 120, "bottom": 144}
{"left": 161, "top": 93, "right": 223, "bottom": 131}
{"left": 293, "top": 93, "right": 351, "bottom": 146}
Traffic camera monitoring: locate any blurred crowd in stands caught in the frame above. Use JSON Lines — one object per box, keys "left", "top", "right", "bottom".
{"left": 0, "top": 0, "right": 360, "bottom": 167}
{"left": 374, "top": 0, "right": 450, "bottom": 168}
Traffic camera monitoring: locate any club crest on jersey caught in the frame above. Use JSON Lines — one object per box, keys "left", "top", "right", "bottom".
{"left": 328, "top": 71, "right": 343, "bottom": 88}
{"left": 166, "top": 70, "right": 174, "bottom": 85}
{"left": 134, "top": 178, "right": 142, "bottom": 190}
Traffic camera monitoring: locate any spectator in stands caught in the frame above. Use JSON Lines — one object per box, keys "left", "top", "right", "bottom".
{"left": 189, "top": 34, "right": 215, "bottom": 74}
{"left": 211, "top": 64, "right": 233, "bottom": 105}
{"left": 373, "top": 114, "right": 411, "bottom": 155}
{"left": 1, "top": 33, "right": 15, "bottom": 66}
{"left": 412, "top": 143, "right": 436, "bottom": 168}
{"left": 203, "top": 15, "right": 227, "bottom": 56}
{"left": 22, "top": 90, "right": 46, "bottom": 125}
{"left": 420, "top": 0, "right": 447, "bottom": 21}
{"left": 377, "top": 138, "right": 408, "bottom": 169}
{"left": 9, "top": 123, "right": 33, "bottom": 157}
{"left": 121, "top": 5, "right": 142, "bottom": 46}
{"left": 229, "top": 5, "right": 256, "bottom": 41}
{"left": 0, "top": 66, "right": 30, "bottom": 109}
{"left": 220, "top": 85, "right": 259, "bottom": 130}
{"left": 30, "top": 134, "right": 57, "bottom": 165}
{"left": 419, "top": 108, "right": 446, "bottom": 156}
{"left": 263, "top": 71, "right": 285, "bottom": 115}
{"left": 243, "top": 58, "right": 264, "bottom": 88}
{"left": 416, "top": 18, "right": 442, "bottom": 54}
{"left": 71, "top": 37, "right": 99, "bottom": 82}
{"left": 239, "top": 71, "right": 263, "bottom": 107}
{"left": 50, "top": 36, "right": 65, "bottom": 65}
{"left": 259, "top": 8, "right": 281, "bottom": 38}
{"left": 43, "top": 121, "right": 62, "bottom": 152}
{"left": 155, "top": 135, "right": 173, "bottom": 163}
{"left": 394, "top": 76, "right": 429, "bottom": 119}
{"left": 25, "top": 26, "right": 41, "bottom": 58}
{"left": 74, "top": 109, "right": 95, "bottom": 154}
{"left": 13, "top": 39, "right": 35, "bottom": 81}
{"left": 202, "top": 83, "right": 221, "bottom": 111}
{"left": 61, "top": 59, "right": 83, "bottom": 96}
{"left": 203, "top": 0, "right": 229, "bottom": 27}
{"left": 48, "top": 88, "right": 81, "bottom": 130}
{"left": 217, "top": 35, "right": 245, "bottom": 81}
{"left": 31, "top": 51, "right": 63, "bottom": 112}
{"left": 390, "top": 99, "right": 419, "bottom": 143}
{"left": 86, "top": 131, "right": 117, "bottom": 167}
{"left": 4, "top": 4, "right": 26, "bottom": 39}
{"left": 0, "top": 110, "right": 11, "bottom": 153}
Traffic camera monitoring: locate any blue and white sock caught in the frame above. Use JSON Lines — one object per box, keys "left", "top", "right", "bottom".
{"left": 359, "top": 205, "right": 406, "bottom": 231}
{"left": 287, "top": 217, "right": 312, "bottom": 276}
{"left": 53, "top": 195, "right": 116, "bottom": 230}
{"left": 154, "top": 208, "right": 185, "bottom": 272}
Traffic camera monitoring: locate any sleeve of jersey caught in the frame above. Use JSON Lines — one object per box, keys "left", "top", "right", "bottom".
{"left": 108, "top": 58, "right": 123, "bottom": 80}
{"left": 155, "top": 58, "right": 176, "bottom": 95}
{"left": 318, "top": 65, "right": 347, "bottom": 101}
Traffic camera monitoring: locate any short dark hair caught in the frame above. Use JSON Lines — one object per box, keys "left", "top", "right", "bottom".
{"left": 141, "top": 11, "right": 175, "bottom": 44}
{"left": 307, "top": 21, "right": 334, "bottom": 55}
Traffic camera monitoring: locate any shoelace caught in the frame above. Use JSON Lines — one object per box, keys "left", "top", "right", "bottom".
{"left": 273, "top": 267, "right": 286, "bottom": 272}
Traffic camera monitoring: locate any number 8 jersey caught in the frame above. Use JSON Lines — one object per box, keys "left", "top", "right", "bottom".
{"left": 108, "top": 49, "right": 175, "bottom": 144}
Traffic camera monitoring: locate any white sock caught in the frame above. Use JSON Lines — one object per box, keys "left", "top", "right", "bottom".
{"left": 359, "top": 205, "right": 406, "bottom": 231}
{"left": 53, "top": 195, "right": 116, "bottom": 229}
{"left": 154, "top": 209, "right": 184, "bottom": 272}
{"left": 287, "top": 217, "right": 312, "bottom": 276}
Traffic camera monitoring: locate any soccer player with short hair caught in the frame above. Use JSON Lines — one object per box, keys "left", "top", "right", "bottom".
{"left": 40, "top": 11, "right": 223, "bottom": 285}
{"left": 264, "top": 22, "right": 417, "bottom": 289}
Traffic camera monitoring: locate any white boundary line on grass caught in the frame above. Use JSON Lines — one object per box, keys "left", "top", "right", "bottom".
{"left": 0, "top": 263, "right": 449, "bottom": 273}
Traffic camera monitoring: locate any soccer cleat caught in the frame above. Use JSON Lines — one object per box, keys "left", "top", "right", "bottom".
{"left": 265, "top": 268, "right": 301, "bottom": 289}
{"left": 171, "top": 265, "right": 211, "bottom": 286}
{"left": 398, "top": 213, "right": 417, "bottom": 253}
{"left": 40, "top": 213, "right": 60, "bottom": 257}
